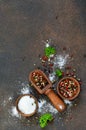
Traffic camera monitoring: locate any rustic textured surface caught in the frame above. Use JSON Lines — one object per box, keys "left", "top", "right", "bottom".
{"left": 0, "top": 0, "right": 86, "bottom": 130}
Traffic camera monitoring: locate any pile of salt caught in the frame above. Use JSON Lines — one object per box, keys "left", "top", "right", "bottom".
{"left": 18, "top": 95, "right": 37, "bottom": 115}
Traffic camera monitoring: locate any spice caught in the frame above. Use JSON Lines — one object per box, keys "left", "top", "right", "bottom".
{"left": 58, "top": 77, "right": 79, "bottom": 99}
{"left": 38, "top": 99, "right": 58, "bottom": 114}
{"left": 49, "top": 73, "right": 56, "bottom": 83}
{"left": 42, "top": 56, "right": 48, "bottom": 62}
{"left": 32, "top": 72, "right": 48, "bottom": 90}
{"left": 18, "top": 95, "right": 37, "bottom": 115}
{"left": 10, "top": 106, "right": 21, "bottom": 118}
{"left": 45, "top": 43, "right": 50, "bottom": 48}
{"left": 53, "top": 54, "right": 69, "bottom": 69}
{"left": 21, "top": 86, "right": 30, "bottom": 94}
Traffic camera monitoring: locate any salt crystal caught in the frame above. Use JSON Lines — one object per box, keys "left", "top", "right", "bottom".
{"left": 21, "top": 86, "right": 30, "bottom": 94}
{"left": 38, "top": 99, "right": 58, "bottom": 114}
{"left": 48, "top": 58, "right": 51, "bottom": 62}
{"left": 1, "top": 96, "right": 13, "bottom": 108}
{"left": 1, "top": 100, "right": 6, "bottom": 107}
{"left": 45, "top": 43, "right": 50, "bottom": 47}
{"left": 49, "top": 73, "right": 56, "bottom": 82}
{"left": 18, "top": 95, "right": 36, "bottom": 114}
{"left": 10, "top": 106, "right": 21, "bottom": 118}
{"left": 64, "top": 100, "right": 72, "bottom": 107}
{"left": 53, "top": 54, "right": 69, "bottom": 69}
{"left": 8, "top": 96, "right": 13, "bottom": 101}
{"left": 50, "top": 54, "right": 54, "bottom": 58}
{"left": 38, "top": 99, "right": 46, "bottom": 110}
{"left": 45, "top": 103, "right": 58, "bottom": 114}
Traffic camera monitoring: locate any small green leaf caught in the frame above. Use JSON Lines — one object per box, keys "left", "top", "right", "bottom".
{"left": 39, "top": 113, "right": 53, "bottom": 128}
{"left": 55, "top": 69, "right": 62, "bottom": 77}
{"left": 44, "top": 46, "right": 56, "bottom": 57}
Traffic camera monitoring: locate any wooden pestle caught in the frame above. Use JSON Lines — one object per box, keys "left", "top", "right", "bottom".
{"left": 44, "top": 89, "right": 66, "bottom": 112}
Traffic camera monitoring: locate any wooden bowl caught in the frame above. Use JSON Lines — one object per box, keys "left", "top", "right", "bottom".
{"left": 16, "top": 94, "right": 38, "bottom": 117}
{"left": 57, "top": 77, "right": 80, "bottom": 100}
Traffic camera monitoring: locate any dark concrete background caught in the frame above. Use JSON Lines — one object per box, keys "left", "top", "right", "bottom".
{"left": 0, "top": 0, "right": 86, "bottom": 130}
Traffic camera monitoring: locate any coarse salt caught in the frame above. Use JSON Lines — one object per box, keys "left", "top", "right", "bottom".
{"left": 64, "top": 99, "right": 72, "bottom": 107}
{"left": 45, "top": 43, "right": 50, "bottom": 48}
{"left": 53, "top": 54, "right": 69, "bottom": 69}
{"left": 38, "top": 99, "right": 58, "bottom": 114}
{"left": 38, "top": 99, "right": 46, "bottom": 109}
{"left": 8, "top": 96, "right": 13, "bottom": 101}
{"left": 20, "top": 86, "right": 30, "bottom": 94}
{"left": 10, "top": 106, "right": 21, "bottom": 118}
{"left": 18, "top": 95, "right": 37, "bottom": 115}
{"left": 49, "top": 73, "right": 56, "bottom": 83}
{"left": 1, "top": 96, "right": 13, "bottom": 107}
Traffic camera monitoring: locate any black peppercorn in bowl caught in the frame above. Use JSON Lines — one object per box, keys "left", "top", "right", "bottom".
{"left": 57, "top": 77, "right": 80, "bottom": 100}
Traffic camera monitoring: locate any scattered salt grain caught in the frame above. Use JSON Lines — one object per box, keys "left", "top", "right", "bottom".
{"left": 18, "top": 95, "right": 37, "bottom": 114}
{"left": 45, "top": 103, "right": 58, "bottom": 114}
{"left": 10, "top": 106, "right": 21, "bottom": 118}
{"left": 50, "top": 54, "right": 54, "bottom": 58}
{"left": 64, "top": 100, "right": 72, "bottom": 107}
{"left": 38, "top": 99, "right": 46, "bottom": 109}
{"left": 38, "top": 99, "right": 58, "bottom": 114}
{"left": 48, "top": 58, "right": 51, "bottom": 62}
{"left": 8, "top": 96, "right": 13, "bottom": 101}
{"left": 1, "top": 100, "right": 6, "bottom": 107}
{"left": 49, "top": 73, "right": 56, "bottom": 83}
{"left": 20, "top": 86, "right": 30, "bottom": 94}
{"left": 53, "top": 54, "right": 69, "bottom": 69}
{"left": 45, "top": 43, "right": 50, "bottom": 47}
{"left": 1, "top": 96, "right": 13, "bottom": 108}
